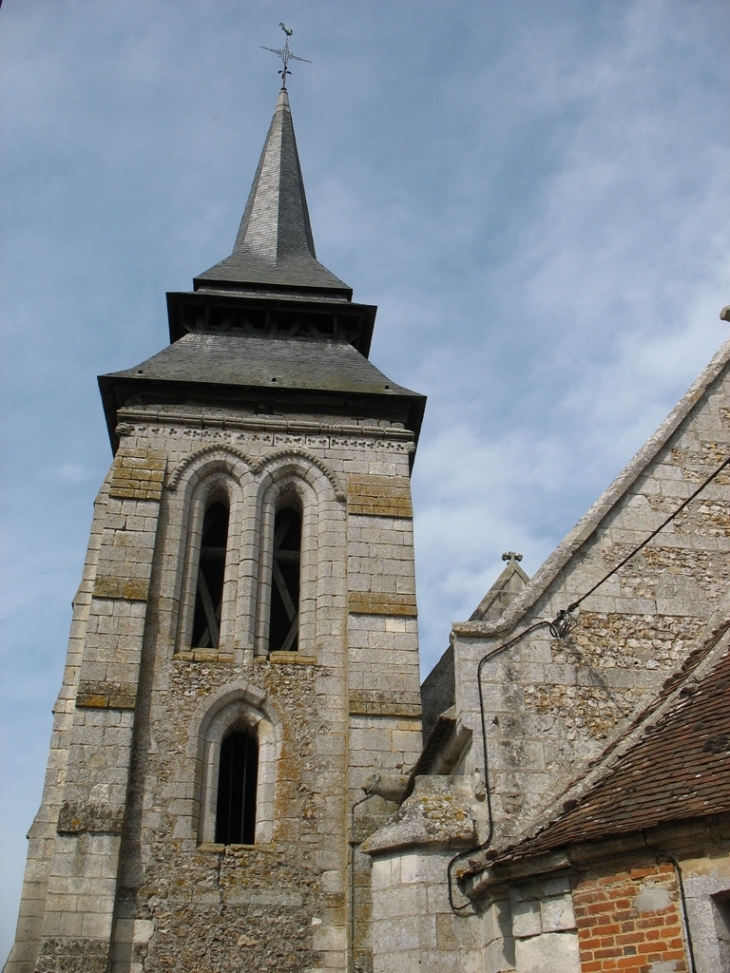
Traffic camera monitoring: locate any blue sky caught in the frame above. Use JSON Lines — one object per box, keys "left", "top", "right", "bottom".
{"left": 2, "top": 0, "right": 730, "bottom": 958}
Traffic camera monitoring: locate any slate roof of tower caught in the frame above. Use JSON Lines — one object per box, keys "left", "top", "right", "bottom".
{"left": 488, "top": 628, "right": 730, "bottom": 865}
{"left": 196, "top": 89, "right": 351, "bottom": 296}
{"left": 103, "top": 332, "right": 418, "bottom": 398}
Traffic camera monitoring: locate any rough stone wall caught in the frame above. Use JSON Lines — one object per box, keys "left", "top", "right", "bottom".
{"left": 6, "top": 405, "right": 424, "bottom": 973}
{"left": 446, "top": 348, "right": 730, "bottom": 847}
{"left": 112, "top": 408, "right": 422, "bottom": 973}
{"left": 572, "top": 861, "right": 689, "bottom": 973}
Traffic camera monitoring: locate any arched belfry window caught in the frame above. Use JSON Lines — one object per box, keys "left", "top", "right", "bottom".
{"left": 269, "top": 505, "right": 301, "bottom": 653}
{"left": 192, "top": 501, "right": 229, "bottom": 649}
{"left": 215, "top": 728, "right": 258, "bottom": 845}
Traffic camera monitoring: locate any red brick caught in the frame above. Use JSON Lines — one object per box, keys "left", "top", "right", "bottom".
{"left": 576, "top": 889, "right": 610, "bottom": 903}
{"left": 637, "top": 941, "right": 663, "bottom": 956}
{"left": 586, "top": 901, "right": 614, "bottom": 915}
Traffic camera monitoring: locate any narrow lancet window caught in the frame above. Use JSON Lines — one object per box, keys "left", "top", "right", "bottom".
{"left": 268, "top": 505, "right": 301, "bottom": 653}
{"left": 215, "top": 729, "right": 258, "bottom": 845}
{"left": 192, "top": 501, "right": 229, "bottom": 648}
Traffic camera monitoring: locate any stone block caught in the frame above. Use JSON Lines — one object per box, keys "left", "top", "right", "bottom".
{"left": 511, "top": 898, "right": 541, "bottom": 938}
{"left": 514, "top": 930, "right": 581, "bottom": 973}
{"left": 540, "top": 893, "right": 576, "bottom": 932}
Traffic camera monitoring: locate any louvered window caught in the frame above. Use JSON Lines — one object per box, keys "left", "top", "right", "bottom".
{"left": 268, "top": 506, "right": 301, "bottom": 653}
{"left": 192, "top": 501, "right": 229, "bottom": 648}
{"left": 215, "top": 729, "right": 258, "bottom": 845}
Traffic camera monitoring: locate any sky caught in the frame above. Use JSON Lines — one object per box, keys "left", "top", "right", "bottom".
{"left": 2, "top": 0, "right": 730, "bottom": 958}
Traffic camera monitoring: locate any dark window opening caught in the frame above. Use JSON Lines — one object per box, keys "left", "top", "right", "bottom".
{"left": 215, "top": 729, "right": 258, "bottom": 845}
{"left": 268, "top": 506, "right": 301, "bottom": 653}
{"left": 192, "top": 501, "right": 229, "bottom": 648}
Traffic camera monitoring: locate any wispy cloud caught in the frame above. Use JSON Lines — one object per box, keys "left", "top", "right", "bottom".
{"left": 2, "top": 0, "right": 730, "bottom": 957}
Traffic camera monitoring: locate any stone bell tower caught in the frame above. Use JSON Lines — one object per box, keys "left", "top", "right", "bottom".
{"left": 5, "top": 86, "right": 426, "bottom": 973}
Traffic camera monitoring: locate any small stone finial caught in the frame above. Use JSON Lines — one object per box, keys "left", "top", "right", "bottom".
{"left": 720, "top": 305, "right": 730, "bottom": 323}
{"left": 261, "top": 23, "right": 311, "bottom": 90}
{"left": 502, "top": 551, "right": 523, "bottom": 562}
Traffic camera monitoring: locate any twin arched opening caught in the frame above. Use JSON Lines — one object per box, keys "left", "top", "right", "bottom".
{"left": 175, "top": 448, "right": 335, "bottom": 658}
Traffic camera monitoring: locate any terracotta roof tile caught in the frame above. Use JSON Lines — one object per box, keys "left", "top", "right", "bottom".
{"left": 497, "top": 628, "right": 730, "bottom": 862}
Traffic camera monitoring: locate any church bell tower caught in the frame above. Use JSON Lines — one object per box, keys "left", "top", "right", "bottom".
{"left": 6, "top": 85, "right": 426, "bottom": 973}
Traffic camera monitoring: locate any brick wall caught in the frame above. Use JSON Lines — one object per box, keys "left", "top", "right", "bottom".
{"left": 573, "top": 862, "right": 688, "bottom": 973}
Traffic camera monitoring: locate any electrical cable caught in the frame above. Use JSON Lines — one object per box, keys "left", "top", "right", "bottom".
{"left": 447, "top": 619, "right": 552, "bottom": 913}
{"left": 565, "top": 452, "right": 730, "bottom": 616}
{"left": 655, "top": 848, "right": 697, "bottom": 973}
{"left": 447, "top": 450, "right": 730, "bottom": 914}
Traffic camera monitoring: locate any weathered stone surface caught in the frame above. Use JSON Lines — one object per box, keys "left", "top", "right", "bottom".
{"left": 76, "top": 680, "right": 137, "bottom": 709}
{"left": 362, "top": 776, "right": 477, "bottom": 854}
{"left": 347, "top": 475, "right": 413, "bottom": 518}
{"left": 92, "top": 577, "right": 150, "bottom": 601}
{"left": 348, "top": 690, "right": 422, "bottom": 718}
{"left": 56, "top": 802, "right": 125, "bottom": 835}
{"left": 109, "top": 449, "right": 166, "bottom": 501}
{"left": 514, "top": 930, "right": 580, "bottom": 973}
{"left": 36, "top": 937, "right": 109, "bottom": 973}
{"left": 347, "top": 592, "right": 417, "bottom": 616}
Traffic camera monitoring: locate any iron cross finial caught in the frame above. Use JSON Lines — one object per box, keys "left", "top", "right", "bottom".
{"left": 261, "top": 24, "right": 311, "bottom": 90}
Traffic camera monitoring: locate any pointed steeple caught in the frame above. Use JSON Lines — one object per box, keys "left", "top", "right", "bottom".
{"left": 196, "top": 89, "right": 351, "bottom": 298}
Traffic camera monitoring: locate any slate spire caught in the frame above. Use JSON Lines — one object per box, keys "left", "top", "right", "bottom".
{"left": 196, "top": 88, "right": 351, "bottom": 298}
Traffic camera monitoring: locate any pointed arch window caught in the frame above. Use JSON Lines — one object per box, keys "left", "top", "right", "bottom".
{"left": 215, "top": 728, "right": 259, "bottom": 845}
{"left": 268, "top": 505, "right": 301, "bottom": 653}
{"left": 192, "top": 501, "right": 229, "bottom": 649}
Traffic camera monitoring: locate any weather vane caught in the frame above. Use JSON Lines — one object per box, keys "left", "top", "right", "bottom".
{"left": 261, "top": 23, "right": 311, "bottom": 90}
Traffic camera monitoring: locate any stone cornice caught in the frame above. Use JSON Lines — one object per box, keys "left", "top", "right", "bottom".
{"left": 116, "top": 407, "right": 415, "bottom": 443}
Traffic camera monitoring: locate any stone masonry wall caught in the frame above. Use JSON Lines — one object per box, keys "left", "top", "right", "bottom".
{"left": 99, "top": 408, "right": 421, "bottom": 973}
{"left": 34, "top": 447, "right": 166, "bottom": 973}
{"left": 369, "top": 851, "right": 483, "bottom": 973}
{"left": 448, "top": 350, "right": 730, "bottom": 848}
{"left": 6, "top": 405, "right": 425, "bottom": 973}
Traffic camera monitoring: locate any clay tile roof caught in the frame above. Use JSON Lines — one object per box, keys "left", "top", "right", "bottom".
{"left": 499, "top": 630, "right": 730, "bottom": 862}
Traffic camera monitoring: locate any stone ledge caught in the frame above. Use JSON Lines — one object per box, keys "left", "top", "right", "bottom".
{"left": 93, "top": 577, "right": 149, "bottom": 601}
{"left": 257, "top": 652, "right": 318, "bottom": 666}
{"left": 197, "top": 842, "right": 256, "bottom": 852}
{"left": 348, "top": 591, "right": 417, "bottom": 617}
{"left": 76, "top": 681, "right": 137, "bottom": 710}
{"left": 174, "top": 650, "right": 235, "bottom": 663}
